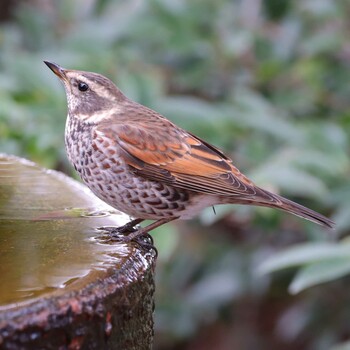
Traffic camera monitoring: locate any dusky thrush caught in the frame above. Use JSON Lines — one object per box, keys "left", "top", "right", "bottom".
{"left": 44, "top": 61, "right": 335, "bottom": 241}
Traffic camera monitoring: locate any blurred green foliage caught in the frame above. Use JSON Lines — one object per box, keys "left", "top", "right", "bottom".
{"left": 1, "top": 0, "right": 350, "bottom": 349}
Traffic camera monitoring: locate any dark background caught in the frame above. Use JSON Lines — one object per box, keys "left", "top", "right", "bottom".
{"left": 1, "top": 1, "right": 349, "bottom": 349}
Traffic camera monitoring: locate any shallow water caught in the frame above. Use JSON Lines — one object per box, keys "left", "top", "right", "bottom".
{"left": 0, "top": 154, "right": 133, "bottom": 307}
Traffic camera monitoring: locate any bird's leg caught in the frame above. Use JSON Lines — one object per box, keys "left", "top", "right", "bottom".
{"left": 98, "top": 217, "right": 155, "bottom": 253}
{"left": 118, "top": 217, "right": 178, "bottom": 258}
{"left": 98, "top": 218, "right": 145, "bottom": 234}
{"left": 98, "top": 217, "right": 177, "bottom": 258}
{"left": 123, "top": 217, "right": 178, "bottom": 242}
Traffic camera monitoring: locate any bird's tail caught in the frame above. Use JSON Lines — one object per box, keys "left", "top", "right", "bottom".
{"left": 249, "top": 188, "right": 335, "bottom": 229}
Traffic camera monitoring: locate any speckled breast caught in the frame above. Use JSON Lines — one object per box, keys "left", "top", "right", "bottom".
{"left": 64, "top": 115, "right": 189, "bottom": 220}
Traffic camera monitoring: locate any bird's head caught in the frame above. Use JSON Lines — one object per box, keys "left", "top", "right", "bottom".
{"left": 44, "top": 61, "right": 126, "bottom": 123}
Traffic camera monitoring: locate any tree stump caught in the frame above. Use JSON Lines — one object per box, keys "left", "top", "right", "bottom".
{"left": 0, "top": 154, "right": 155, "bottom": 350}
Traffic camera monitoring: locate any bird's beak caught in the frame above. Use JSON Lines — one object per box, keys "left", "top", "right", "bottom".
{"left": 44, "top": 61, "right": 68, "bottom": 82}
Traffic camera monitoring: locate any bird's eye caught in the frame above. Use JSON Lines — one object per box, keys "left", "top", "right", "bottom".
{"left": 78, "top": 82, "right": 89, "bottom": 92}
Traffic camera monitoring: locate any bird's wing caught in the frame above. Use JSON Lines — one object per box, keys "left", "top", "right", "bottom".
{"left": 94, "top": 118, "right": 335, "bottom": 229}
{"left": 95, "top": 117, "right": 266, "bottom": 199}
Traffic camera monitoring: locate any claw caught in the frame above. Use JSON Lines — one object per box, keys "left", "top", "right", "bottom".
{"left": 97, "top": 224, "right": 157, "bottom": 258}
{"left": 133, "top": 233, "right": 158, "bottom": 259}
{"left": 98, "top": 225, "right": 136, "bottom": 234}
{"left": 98, "top": 218, "right": 144, "bottom": 235}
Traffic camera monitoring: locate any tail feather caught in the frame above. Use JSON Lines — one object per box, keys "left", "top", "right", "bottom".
{"left": 254, "top": 189, "right": 335, "bottom": 229}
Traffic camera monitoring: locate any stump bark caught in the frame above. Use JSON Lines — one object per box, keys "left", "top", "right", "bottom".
{"left": 0, "top": 154, "right": 155, "bottom": 350}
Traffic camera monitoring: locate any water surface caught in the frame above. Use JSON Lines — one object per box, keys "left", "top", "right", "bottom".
{"left": 0, "top": 155, "right": 132, "bottom": 308}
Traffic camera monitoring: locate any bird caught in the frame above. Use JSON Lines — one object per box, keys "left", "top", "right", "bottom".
{"left": 44, "top": 61, "right": 335, "bottom": 242}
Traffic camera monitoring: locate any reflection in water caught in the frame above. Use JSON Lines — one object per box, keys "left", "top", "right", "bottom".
{"left": 0, "top": 155, "right": 135, "bottom": 308}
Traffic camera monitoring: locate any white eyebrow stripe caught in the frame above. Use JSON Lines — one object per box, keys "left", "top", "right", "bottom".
{"left": 77, "top": 75, "right": 117, "bottom": 101}
{"left": 76, "top": 74, "right": 88, "bottom": 82}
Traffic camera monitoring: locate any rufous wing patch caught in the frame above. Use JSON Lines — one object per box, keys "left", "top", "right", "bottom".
{"left": 97, "top": 118, "right": 257, "bottom": 197}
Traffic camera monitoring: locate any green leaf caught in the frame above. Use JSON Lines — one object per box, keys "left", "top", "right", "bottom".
{"left": 330, "top": 340, "right": 350, "bottom": 350}
{"left": 289, "top": 258, "right": 350, "bottom": 294}
{"left": 230, "top": 88, "right": 303, "bottom": 143}
{"left": 257, "top": 242, "right": 350, "bottom": 275}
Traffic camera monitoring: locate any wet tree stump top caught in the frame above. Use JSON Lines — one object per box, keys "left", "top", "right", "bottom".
{"left": 0, "top": 154, "right": 155, "bottom": 350}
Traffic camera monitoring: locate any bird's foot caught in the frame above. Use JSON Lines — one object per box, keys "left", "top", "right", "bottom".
{"left": 97, "top": 217, "right": 144, "bottom": 235}
{"left": 97, "top": 222, "right": 157, "bottom": 258}
{"left": 131, "top": 232, "right": 158, "bottom": 258}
